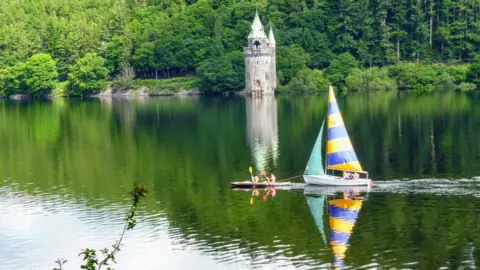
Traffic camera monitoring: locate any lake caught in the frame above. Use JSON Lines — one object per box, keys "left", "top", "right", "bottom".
{"left": 1, "top": 92, "right": 480, "bottom": 270}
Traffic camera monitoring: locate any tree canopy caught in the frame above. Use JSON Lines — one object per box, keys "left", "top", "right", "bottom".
{"left": 0, "top": 0, "right": 480, "bottom": 95}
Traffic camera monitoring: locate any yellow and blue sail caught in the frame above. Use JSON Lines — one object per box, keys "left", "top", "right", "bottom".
{"left": 328, "top": 199, "right": 363, "bottom": 269}
{"left": 326, "top": 86, "right": 363, "bottom": 172}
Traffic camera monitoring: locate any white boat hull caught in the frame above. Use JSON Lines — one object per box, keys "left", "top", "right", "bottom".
{"left": 303, "top": 174, "right": 372, "bottom": 186}
{"left": 303, "top": 185, "right": 371, "bottom": 195}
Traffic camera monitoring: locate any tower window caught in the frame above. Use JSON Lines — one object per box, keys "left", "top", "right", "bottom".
{"left": 254, "top": 40, "right": 260, "bottom": 50}
{"left": 266, "top": 73, "right": 269, "bottom": 80}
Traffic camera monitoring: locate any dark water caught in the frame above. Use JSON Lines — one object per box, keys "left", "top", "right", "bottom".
{"left": 1, "top": 92, "right": 480, "bottom": 269}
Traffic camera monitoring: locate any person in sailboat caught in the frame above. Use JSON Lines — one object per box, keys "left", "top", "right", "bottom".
{"left": 343, "top": 171, "right": 359, "bottom": 180}
{"left": 343, "top": 171, "right": 352, "bottom": 180}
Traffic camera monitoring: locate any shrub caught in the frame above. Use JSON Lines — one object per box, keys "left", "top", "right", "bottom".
{"left": 434, "top": 72, "right": 456, "bottom": 92}
{"left": 280, "top": 68, "right": 329, "bottom": 92}
{"left": 458, "top": 82, "right": 476, "bottom": 92}
{"left": 345, "top": 67, "right": 397, "bottom": 92}
{"left": 442, "top": 65, "right": 468, "bottom": 84}
{"left": 112, "top": 66, "right": 136, "bottom": 91}
{"left": 389, "top": 63, "right": 437, "bottom": 92}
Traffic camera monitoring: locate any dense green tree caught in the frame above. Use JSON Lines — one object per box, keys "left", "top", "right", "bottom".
{"left": 68, "top": 53, "right": 110, "bottom": 96}
{"left": 24, "top": 53, "right": 58, "bottom": 96}
{"left": 467, "top": 62, "right": 480, "bottom": 87}
{"left": 197, "top": 50, "right": 244, "bottom": 93}
{"left": 277, "top": 45, "right": 310, "bottom": 85}
{"left": 0, "top": 63, "right": 26, "bottom": 95}
{"left": 324, "top": 52, "right": 358, "bottom": 88}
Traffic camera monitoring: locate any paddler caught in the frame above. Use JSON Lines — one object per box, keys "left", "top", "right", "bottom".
{"left": 268, "top": 172, "right": 276, "bottom": 184}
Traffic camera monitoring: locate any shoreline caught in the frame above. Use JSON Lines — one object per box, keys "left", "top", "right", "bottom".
{"left": 2, "top": 88, "right": 476, "bottom": 101}
{"left": 0, "top": 84, "right": 251, "bottom": 100}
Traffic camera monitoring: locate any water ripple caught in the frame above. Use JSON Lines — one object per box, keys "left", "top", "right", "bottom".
{"left": 372, "top": 177, "right": 480, "bottom": 197}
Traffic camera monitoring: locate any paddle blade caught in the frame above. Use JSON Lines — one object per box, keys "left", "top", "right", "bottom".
{"left": 249, "top": 167, "right": 253, "bottom": 174}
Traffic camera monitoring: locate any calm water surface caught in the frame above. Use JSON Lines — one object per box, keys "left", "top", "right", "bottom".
{"left": 1, "top": 92, "right": 480, "bottom": 269}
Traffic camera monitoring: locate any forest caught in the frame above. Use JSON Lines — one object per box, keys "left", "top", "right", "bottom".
{"left": 1, "top": 0, "right": 480, "bottom": 96}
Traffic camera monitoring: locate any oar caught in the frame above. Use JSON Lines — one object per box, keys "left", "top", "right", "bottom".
{"left": 249, "top": 166, "right": 254, "bottom": 182}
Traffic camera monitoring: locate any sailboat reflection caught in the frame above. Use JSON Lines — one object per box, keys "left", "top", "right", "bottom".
{"left": 305, "top": 187, "right": 368, "bottom": 269}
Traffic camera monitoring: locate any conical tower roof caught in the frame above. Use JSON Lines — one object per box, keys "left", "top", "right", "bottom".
{"left": 268, "top": 25, "right": 276, "bottom": 45}
{"left": 248, "top": 10, "right": 267, "bottom": 39}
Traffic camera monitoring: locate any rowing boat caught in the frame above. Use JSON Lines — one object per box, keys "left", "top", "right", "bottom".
{"left": 230, "top": 181, "right": 291, "bottom": 188}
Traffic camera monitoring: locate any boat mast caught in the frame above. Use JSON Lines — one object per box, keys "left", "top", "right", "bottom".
{"left": 324, "top": 85, "right": 332, "bottom": 175}
{"left": 324, "top": 120, "right": 327, "bottom": 175}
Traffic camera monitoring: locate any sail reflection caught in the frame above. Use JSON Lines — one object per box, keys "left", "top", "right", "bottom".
{"left": 245, "top": 96, "right": 279, "bottom": 171}
{"left": 305, "top": 187, "right": 367, "bottom": 269}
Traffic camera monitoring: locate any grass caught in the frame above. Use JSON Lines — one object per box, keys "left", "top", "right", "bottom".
{"left": 133, "top": 76, "right": 199, "bottom": 94}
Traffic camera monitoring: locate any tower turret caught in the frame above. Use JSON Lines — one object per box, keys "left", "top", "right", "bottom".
{"left": 268, "top": 25, "right": 276, "bottom": 47}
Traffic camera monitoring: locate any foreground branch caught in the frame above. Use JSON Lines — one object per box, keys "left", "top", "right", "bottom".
{"left": 54, "top": 183, "right": 148, "bottom": 270}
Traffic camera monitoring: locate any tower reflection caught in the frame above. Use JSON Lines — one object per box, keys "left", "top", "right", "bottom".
{"left": 245, "top": 95, "right": 279, "bottom": 171}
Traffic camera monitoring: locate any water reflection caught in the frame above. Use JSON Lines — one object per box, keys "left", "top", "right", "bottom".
{"left": 246, "top": 96, "right": 279, "bottom": 171}
{"left": 305, "top": 187, "right": 368, "bottom": 269}
{"left": 2, "top": 93, "right": 480, "bottom": 269}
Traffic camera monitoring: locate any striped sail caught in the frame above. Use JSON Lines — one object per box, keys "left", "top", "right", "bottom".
{"left": 326, "top": 86, "right": 363, "bottom": 172}
{"left": 328, "top": 199, "right": 363, "bottom": 270}
{"left": 304, "top": 119, "right": 325, "bottom": 175}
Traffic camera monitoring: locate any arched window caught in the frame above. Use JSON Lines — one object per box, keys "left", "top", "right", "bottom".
{"left": 254, "top": 40, "right": 260, "bottom": 50}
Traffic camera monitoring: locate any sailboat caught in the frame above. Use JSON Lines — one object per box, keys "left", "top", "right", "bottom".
{"left": 305, "top": 189, "right": 365, "bottom": 269}
{"left": 303, "top": 85, "right": 373, "bottom": 186}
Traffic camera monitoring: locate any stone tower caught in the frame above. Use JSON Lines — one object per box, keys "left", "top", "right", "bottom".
{"left": 244, "top": 11, "right": 276, "bottom": 95}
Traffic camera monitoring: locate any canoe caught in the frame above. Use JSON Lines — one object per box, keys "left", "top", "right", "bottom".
{"left": 231, "top": 181, "right": 291, "bottom": 188}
